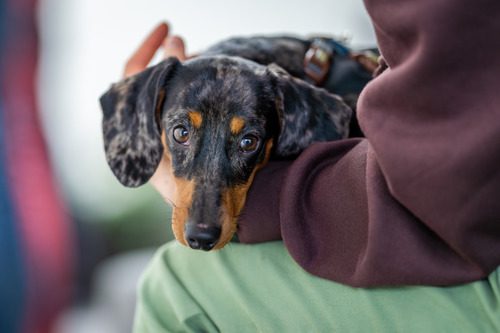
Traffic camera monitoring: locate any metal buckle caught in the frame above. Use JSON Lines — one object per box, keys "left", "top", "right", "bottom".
{"left": 304, "top": 39, "right": 334, "bottom": 86}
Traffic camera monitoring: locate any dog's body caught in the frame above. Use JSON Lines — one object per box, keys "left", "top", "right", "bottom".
{"left": 101, "top": 36, "right": 372, "bottom": 251}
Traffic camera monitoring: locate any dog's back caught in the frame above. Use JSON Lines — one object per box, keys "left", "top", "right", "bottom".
{"left": 204, "top": 36, "right": 309, "bottom": 79}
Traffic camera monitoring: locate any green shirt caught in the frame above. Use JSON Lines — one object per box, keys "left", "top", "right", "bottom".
{"left": 134, "top": 241, "right": 500, "bottom": 332}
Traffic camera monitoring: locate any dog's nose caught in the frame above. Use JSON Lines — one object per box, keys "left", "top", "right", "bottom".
{"left": 184, "top": 223, "right": 221, "bottom": 251}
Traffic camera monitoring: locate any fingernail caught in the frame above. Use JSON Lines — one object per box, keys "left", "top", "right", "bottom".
{"left": 167, "top": 37, "right": 180, "bottom": 46}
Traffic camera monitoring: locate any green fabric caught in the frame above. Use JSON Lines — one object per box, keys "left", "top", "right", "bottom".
{"left": 133, "top": 241, "right": 500, "bottom": 333}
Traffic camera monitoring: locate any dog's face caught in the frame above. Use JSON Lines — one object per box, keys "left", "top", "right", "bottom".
{"left": 101, "top": 56, "right": 351, "bottom": 251}
{"left": 160, "top": 57, "right": 280, "bottom": 250}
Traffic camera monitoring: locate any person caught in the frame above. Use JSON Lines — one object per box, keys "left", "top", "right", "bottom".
{"left": 1, "top": 1, "right": 73, "bottom": 332}
{"left": 123, "top": 0, "right": 500, "bottom": 331}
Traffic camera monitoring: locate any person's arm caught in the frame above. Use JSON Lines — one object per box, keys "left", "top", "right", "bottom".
{"left": 238, "top": 0, "right": 500, "bottom": 286}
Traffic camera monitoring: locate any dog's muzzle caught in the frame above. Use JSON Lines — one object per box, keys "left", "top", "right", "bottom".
{"left": 184, "top": 223, "right": 222, "bottom": 251}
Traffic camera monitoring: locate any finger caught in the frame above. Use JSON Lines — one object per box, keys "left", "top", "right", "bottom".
{"left": 124, "top": 22, "right": 169, "bottom": 77}
{"left": 162, "top": 36, "right": 187, "bottom": 61}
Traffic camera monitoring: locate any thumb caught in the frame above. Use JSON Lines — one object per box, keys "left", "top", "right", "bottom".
{"left": 163, "top": 36, "right": 187, "bottom": 61}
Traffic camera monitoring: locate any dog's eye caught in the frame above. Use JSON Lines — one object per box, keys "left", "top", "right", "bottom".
{"left": 239, "top": 135, "right": 259, "bottom": 153}
{"left": 173, "top": 125, "right": 190, "bottom": 145}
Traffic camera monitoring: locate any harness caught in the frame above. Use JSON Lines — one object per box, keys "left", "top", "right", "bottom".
{"left": 304, "top": 38, "right": 380, "bottom": 96}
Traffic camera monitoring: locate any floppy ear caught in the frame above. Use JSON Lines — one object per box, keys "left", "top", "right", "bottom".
{"left": 100, "top": 57, "right": 180, "bottom": 187}
{"left": 267, "top": 64, "right": 352, "bottom": 157}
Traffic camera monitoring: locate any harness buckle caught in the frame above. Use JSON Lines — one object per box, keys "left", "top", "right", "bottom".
{"left": 304, "top": 39, "right": 334, "bottom": 86}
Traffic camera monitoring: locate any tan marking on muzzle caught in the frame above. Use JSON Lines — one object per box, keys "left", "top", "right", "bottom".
{"left": 171, "top": 177, "right": 195, "bottom": 246}
{"left": 188, "top": 110, "right": 203, "bottom": 129}
{"left": 230, "top": 116, "right": 246, "bottom": 135}
{"left": 156, "top": 132, "right": 195, "bottom": 246}
{"left": 215, "top": 139, "right": 274, "bottom": 249}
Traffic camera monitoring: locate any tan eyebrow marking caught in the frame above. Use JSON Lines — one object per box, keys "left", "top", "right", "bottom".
{"left": 188, "top": 110, "right": 203, "bottom": 129}
{"left": 230, "top": 116, "right": 246, "bottom": 135}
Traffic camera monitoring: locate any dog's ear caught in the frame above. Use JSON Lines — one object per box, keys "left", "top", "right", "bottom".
{"left": 267, "top": 63, "right": 352, "bottom": 156}
{"left": 100, "top": 57, "right": 180, "bottom": 187}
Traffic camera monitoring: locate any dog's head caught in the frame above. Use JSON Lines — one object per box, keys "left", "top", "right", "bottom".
{"left": 100, "top": 56, "right": 351, "bottom": 250}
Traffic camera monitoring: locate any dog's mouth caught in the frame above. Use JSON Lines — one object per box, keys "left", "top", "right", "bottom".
{"left": 170, "top": 188, "right": 242, "bottom": 251}
{"left": 166, "top": 175, "right": 241, "bottom": 251}
{"left": 170, "top": 211, "right": 236, "bottom": 252}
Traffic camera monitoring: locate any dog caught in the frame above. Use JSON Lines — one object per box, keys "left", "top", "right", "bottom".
{"left": 100, "top": 36, "right": 374, "bottom": 251}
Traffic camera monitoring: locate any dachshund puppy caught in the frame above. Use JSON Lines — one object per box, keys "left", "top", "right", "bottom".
{"left": 100, "top": 38, "right": 353, "bottom": 251}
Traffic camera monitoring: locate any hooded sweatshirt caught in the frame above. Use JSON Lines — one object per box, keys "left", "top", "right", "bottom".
{"left": 237, "top": 0, "right": 500, "bottom": 287}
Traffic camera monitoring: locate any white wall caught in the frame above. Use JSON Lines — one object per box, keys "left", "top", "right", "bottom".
{"left": 37, "top": 0, "right": 376, "bottom": 221}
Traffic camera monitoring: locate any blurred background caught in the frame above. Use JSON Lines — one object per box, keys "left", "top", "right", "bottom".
{"left": 1, "top": 0, "right": 375, "bottom": 332}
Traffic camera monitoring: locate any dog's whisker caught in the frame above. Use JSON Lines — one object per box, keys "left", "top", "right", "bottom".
{"left": 158, "top": 193, "right": 190, "bottom": 210}
{"left": 163, "top": 195, "right": 177, "bottom": 208}
{"left": 163, "top": 197, "right": 191, "bottom": 210}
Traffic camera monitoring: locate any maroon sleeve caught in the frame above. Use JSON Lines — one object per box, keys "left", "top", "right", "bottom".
{"left": 237, "top": 0, "right": 500, "bottom": 286}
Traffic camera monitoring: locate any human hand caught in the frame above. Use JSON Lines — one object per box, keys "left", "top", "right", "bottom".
{"left": 122, "top": 22, "right": 187, "bottom": 205}
{"left": 123, "top": 22, "right": 187, "bottom": 77}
